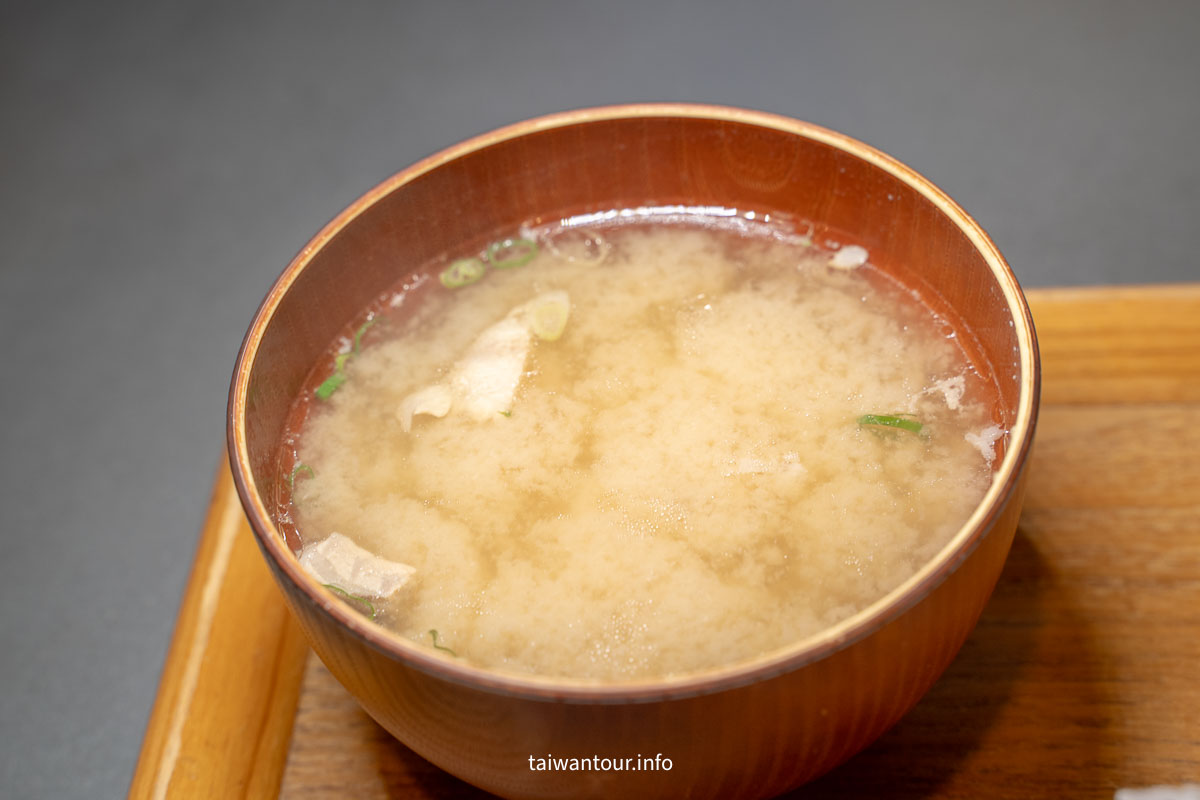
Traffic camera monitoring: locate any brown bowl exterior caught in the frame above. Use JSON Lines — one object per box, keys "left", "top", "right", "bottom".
{"left": 229, "top": 105, "right": 1039, "bottom": 799}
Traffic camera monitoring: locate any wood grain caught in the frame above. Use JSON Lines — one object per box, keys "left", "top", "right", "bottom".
{"left": 278, "top": 658, "right": 493, "bottom": 800}
{"left": 128, "top": 461, "right": 311, "bottom": 799}
{"left": 1028, "top": 284, "right": 1200, "bottom": 405}
{"left": 132, "top": 284, "right": 1200, "bottom": 798}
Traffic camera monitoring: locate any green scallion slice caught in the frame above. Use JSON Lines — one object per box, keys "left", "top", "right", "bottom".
{"left": 440, "top": 258, "right": 486, "bottom": 289}
{"left": 858, "top": 414, "right": 923, "bottom": 435}
{"left": 487, "top": 237, "right": 538, "bottom": 269}
{"left": 429, "top": 629, "right": 457, "bottom": 656}
{"left": 528, "top": 294, "right": 570, "bottom": 341}
{"left": 323, "top": 584, "right": 376, "bottom": 619}
{"left": 288, "top": 463, "right": 314, "bottom": 489}
{"left": 315, "top": 372, "right": 348, "bottom": 400}
{"left": 353, "top": 317, "right": 376, "bottom": 353}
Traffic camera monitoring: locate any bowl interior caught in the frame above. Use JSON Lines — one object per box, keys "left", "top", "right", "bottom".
{"left": 230, "top": 104, "right": 1037, "bottom": 694}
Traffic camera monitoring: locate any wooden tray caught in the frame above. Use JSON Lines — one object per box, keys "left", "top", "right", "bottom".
{"left": 129, "top": 285, "right": 1200, "bottom": 799}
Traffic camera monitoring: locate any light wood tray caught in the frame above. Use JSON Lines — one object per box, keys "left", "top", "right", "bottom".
{"left": 130, "top": 285, "right": 1200, "bottom": 799}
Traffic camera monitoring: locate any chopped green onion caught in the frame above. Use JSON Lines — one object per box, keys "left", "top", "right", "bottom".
{"left": 315, "top": 372, "right": 348, "bottom": 400}
{"left": 316, "top": 354, "right": 351, "bottom": 400}
{"left": 323, "top": 584, "right": 376, "bottom": 619}
{"left": 499, "top": 410, "right": 512, "bottom": 418}
{"left": 353, "top": 317, "right": 376, "bottom": 353}
{"left": 858, "top": 414, "right": 924, "bottom": 435}
{"left": 429, "top": 629, "right": 457, "bottom": 656}
{"left": 288, "top": 463, "right": 314, "bottom": 489}
{"left": 487, "top": 237, "right": 538, "bottom": 269}
{"left": 440, "top": 258, "right": 486, "bottom": 289}
{"left": 317, "top": 317, "right": 377, "bottom": 399}
{"left": 528, "top": 295, "right": 570, "bottom": 341}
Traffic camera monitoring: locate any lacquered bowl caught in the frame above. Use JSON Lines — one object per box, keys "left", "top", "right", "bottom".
{"left": 228, "top": 104, "right": 1039, "bottom": 799}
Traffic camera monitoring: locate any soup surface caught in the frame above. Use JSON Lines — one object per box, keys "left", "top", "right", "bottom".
{"left": 280, "top": 217, "right": 1003, "bottom": 680}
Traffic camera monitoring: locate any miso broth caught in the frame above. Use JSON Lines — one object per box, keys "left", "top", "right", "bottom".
{"left": 278, "top": 216, "right": 1003, "bottom": 681}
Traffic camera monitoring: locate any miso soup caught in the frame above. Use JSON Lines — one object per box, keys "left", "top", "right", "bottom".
{"left": 277, "top": 215, "right": 1003, "bottom": 681}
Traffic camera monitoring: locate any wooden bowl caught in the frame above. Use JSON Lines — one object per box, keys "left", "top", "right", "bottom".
{"left": 228, "top": 104, "right": 1040, "bottom": 798}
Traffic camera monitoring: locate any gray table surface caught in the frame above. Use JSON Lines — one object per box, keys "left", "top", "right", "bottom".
{"left": 2, "top": 1, "right": 1198, "bottom": 797}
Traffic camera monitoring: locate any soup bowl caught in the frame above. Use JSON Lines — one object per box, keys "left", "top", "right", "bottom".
{"left": 228, "top": 104, "right": 1039, "bottom": 798}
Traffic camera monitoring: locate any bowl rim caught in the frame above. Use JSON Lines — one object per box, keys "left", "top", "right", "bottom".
{"left": 228, "top": 102, "right": 1041, "bottom": 703}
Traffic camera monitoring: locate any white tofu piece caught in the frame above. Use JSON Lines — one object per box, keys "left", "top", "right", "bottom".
{"left": 965, "top": 424, "right": 1006, "bottom": 465}
{"left": 451, "top": 315, "right": 532, "bottom": 421}
{"left": 928, "top": 375, "right": 966, "bottom": 410}
{"left": 397, "top": 384, "right": 453, "bottom": 432}
{"left": 298, "top": 532, "right": 415, "bottom": 598}
{"left": 396, "top": 291, "right": 570, "bottom": 429}
{"left": 829, "top": 244, "right": 868, "bottom": 270}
